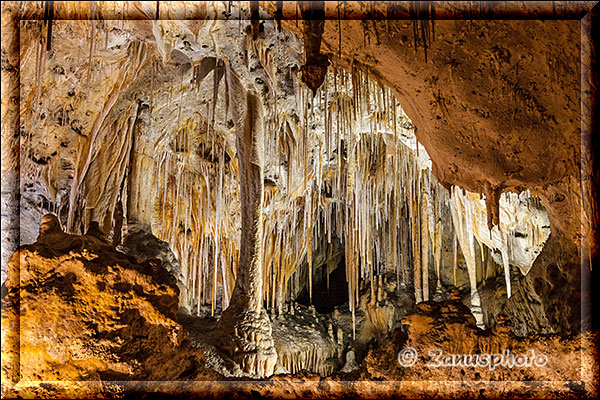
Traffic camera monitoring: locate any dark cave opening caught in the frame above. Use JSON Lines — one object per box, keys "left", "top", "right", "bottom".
{"left": 296, "top": 255, "right": 348, "bottom": 314}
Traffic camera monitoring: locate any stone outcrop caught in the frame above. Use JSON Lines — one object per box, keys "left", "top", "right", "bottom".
{"left": 364, "top": 290, "right": 597, "bottom": 394}
{"left": 1, "top": 215, "right": 218, "bottom": 398}
{"left": 120, "top": 227, "right": 188, "bottom": 310}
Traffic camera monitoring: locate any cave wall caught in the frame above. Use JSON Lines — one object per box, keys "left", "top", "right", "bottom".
{"left": 269, "top": 1, "right": 597, "bottom": 335}
{"left": 274, "top": 3, "right": 593, "bottom": 253}
{"left": 1, "top": 2, "right": 596, "bottom": 338}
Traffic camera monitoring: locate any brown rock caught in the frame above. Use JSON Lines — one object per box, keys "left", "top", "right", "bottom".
{"left": 1, "top": 219, "right": 218, "bottom": 397}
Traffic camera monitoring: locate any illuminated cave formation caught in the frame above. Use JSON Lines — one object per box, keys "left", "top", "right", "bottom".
{"left": 1, "top": 1, "right": 597, "bottom": 398}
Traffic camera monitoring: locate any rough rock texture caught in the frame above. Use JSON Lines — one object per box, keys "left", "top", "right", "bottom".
{"left": 271, "top": 0, "right": 595, "bottom": 341}
{"left": 270, "top": 2, "right": 597, "bottom": 278}
{"left": 271, "top": 303, "right": 341, "bottom": 376}
{"left": 0, "top": 2, "right": 598, "bottom": 396}
{"left": 506, "top": 231, "right": 583, "bottom": 335}
{"left": 120, "top": 227, "right": 188, "bottom": 309}
{"left": 216, "top": 306, "right": 277, "bottom": 378}
{"left": 2, "top": 1, "right": 588, "bottom": 337}
{"left": 356, "top": 273, "right": 416, "bottom": 341}
{"left": 364, "top": 290, "right": 598, "bottom": 397}
{"left": 1, "top": 215, "right": 218, "bottom": 398}
{"left": 303, "top": 8, "right": 591, "bottom": 253}
{"left": 0, "top": 0, "right": 20, "bottom": 285}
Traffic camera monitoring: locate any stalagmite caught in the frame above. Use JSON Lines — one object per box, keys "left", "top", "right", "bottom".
{"left": 6, "top": 4, "right": 588, "bottom": 391}
{"left": 411, "top": 189, "right": 422, "bottom": 303}
{"left": 341, "top": 350, "right": 359, "bottom": 373}
{"left": 434, "top": 218, "right": 443, "bottom": 296}
{"left": 452, "top": 233, "right": 458, "bottom": 286}
{"left": 12, "top": 12, "right": 560, "bottom": 381}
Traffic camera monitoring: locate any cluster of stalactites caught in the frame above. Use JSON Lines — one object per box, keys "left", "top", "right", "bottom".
{"left": 21, "top": 14, "right": 550, "bottom": 332}
{"left": 19, "top": 14, "right": 553, "bottom": 332}
{"left": 151, "top": 148, "right": 241, "bottom": 315}
{"left": 258, "top": 66, "right": 456, "bottom": 338}
{"left": 24, "top": 15, "right": 546, "bottom": 328}
{"left": 145, "top": 62, "right": 460, "bottom": 324}
{"left": 257, "top": 65, "right": 550, "bottom": 332}
{"left": 18, "top": 13, "right": 457, "bottom": 326}
{"left": 449, "top": 186, "right": 551, "bottom": 308}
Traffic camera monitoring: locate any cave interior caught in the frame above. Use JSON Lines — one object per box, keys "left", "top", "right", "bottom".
{"left": 1, "top": 1, "right": 598, "bottom": 398}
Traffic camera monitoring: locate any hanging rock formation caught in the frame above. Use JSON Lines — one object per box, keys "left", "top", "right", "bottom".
{"left": 0, "top": 2, "right": 596, "bottom": 395}
{"left": 299, "top": 1, "right": 330, "bottom": 96}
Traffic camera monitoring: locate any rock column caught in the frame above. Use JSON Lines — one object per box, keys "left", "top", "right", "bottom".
{"left": 216, "top": 66, "right": 277, "bottom": 377}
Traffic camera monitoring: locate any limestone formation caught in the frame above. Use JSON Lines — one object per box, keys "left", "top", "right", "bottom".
{"left": 0, "top": 2, "right": 596, "bottom": 398}
{"left": 216, "top": 63, "right": 277, "bottom": 378}
{"left": 340, "top": 350, "right": 359, "bottom": 373}
{"left": 1, "top": 216, "right": 218, "bottom": 398}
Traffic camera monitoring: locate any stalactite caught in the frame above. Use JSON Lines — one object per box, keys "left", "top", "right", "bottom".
{"left": 71, "top": 18, "right": 550, "bottom": 346}
{"left": 449, "top": 186, "right": 484, "bottom": 328}
{"left": 434, "top": 217, "right": 443, "bottom": 295}
{"left": 452, "top": 232, "right": 458, "bottom": 286}
{"left": 411, "top": 180, "right": 422, "bottom": 303}
{"left": 299, "top": 1, "right": 329, "bottom": 96}
{"left": 420, "top": 190, "right": 430, "bottom": 302}
{"left": 44, "top": 1, "right": 54, "bottom": 51}
{"left": 86, "top": 4, "right": 96, "bottom": 89}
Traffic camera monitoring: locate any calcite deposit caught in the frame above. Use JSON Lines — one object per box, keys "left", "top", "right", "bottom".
{"left": 1, "top": 1, "right": 597, "bottom": 398}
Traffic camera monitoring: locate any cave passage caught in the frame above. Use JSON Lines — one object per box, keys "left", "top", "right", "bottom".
{"left": 296, "top": 256, "right": 348, "bottom": 314}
